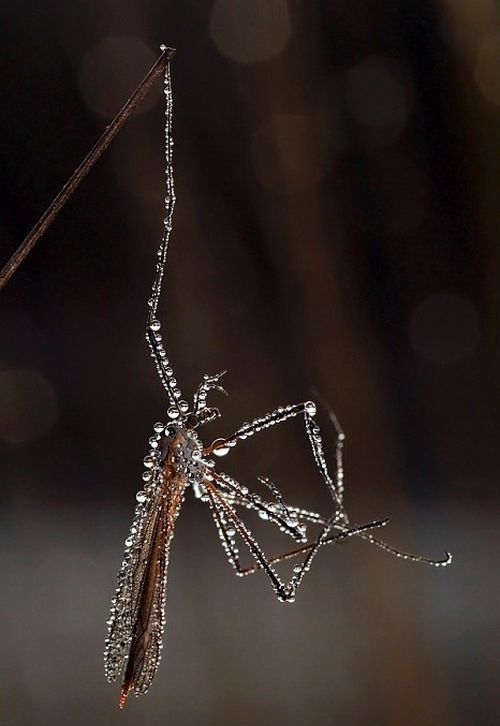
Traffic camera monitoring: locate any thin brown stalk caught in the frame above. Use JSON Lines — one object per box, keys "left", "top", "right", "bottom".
{"left": 0, "top": 45, "right": 176, "bottom": 291}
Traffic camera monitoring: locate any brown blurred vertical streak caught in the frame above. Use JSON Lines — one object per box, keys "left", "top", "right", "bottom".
{"left": 438, "top": 0, "right": 500, "bottom": 486}
{"left": 0, "top": 46, "right": 175, "bottom": 291}
{"left": 236, "top": 21, "right": 398, "bottom": 497}
{"left": 317, "top": 4, "right": 454, "bottom": 725}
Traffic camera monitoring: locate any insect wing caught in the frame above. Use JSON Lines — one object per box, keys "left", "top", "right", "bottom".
{"left": 104, "top": 467, "right": 166, "bottom": 687}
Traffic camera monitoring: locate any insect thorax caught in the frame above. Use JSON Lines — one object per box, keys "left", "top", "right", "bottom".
{"left": 145, "top": 422, "right": 205, "bottom": 489}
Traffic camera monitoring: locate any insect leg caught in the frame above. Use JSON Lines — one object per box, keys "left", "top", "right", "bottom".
{"left": 301, "top": 404, "right": 347, "bottom": 522}
{"left": 203, "top": 399, "right": 346, "bottom": 520}
{"left": 213, "top": 471, "right": 307, "bottom": 543}
{"left": 220, "top": 490, "right": 451, "bottom": 569}
{"left": 145, "top": 56, "right": 184, "bottom": 412}
{"left": 205, "top": 481, "right": 296, "bottom": 601}
{"left": 237, "top": 519, "right": 390, "bottom": 578}
{"left": 193, "top": 371, "right": 228, "bottom": 415}
{"left": 229, "top": 495, "right": 451, "bottom": 570}
{"left": 207, "top": 481, "right": 389, "bottom": 600}
{"left": 204, "top": 400, "right": 317, "bottom": 456}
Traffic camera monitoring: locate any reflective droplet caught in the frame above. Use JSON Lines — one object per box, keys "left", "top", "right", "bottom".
{"left": 178, "top": 400, "right": 189, "bottom": 413}
{"left": 153, "top": 422, "right": 164, "bottom": 433}
{"left": 293, "top": 564, "right": 302, "bottom": 574}
{"left": 136, "top": 491, "right": 147, "bottom": 503}
{"left": 305, "top": 401, "right": 317, "bottom": 416}
{"left": 167, "top": 407, "right": 180, "bottom": 419}
{"left": 125, "top": 536, "right": 134, "bottom": 547}
{"left": 212, "top": 438, "right": 230, "bottom": 457}
{"left": 143, "top": 456, "right": 154, "bottom": 468}
{"left": 142, "top": 471, "right": 152, "bottom": 482}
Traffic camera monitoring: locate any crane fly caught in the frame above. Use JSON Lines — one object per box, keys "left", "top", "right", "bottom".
{"left": 103, "top": 46, "right": 452, "bottom": 708}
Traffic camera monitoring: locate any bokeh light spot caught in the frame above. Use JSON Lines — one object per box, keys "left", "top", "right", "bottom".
{"left": 251, "top": 113, "right": 328, "bottom": 193}
{"left": 79, "top": 36, "right": 160, "bottom": 118}
{"left": 344, "top": 57, "right": 414, "bottom": 134}
{"left": 0, "top": 369, "right": 58, "bottom": 444}
{"left": 210, "top": 0, "right": 292, "bottom": 64}
{"left": 408, "top": 293, "right": 481, "bottom": 366}
{"left": 474, "top": 34, "right": 500, "bottom": 106}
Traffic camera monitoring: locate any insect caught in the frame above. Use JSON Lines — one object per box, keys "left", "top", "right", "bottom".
{"left": 103, "top": 48, "right": 452, "bottom": 709}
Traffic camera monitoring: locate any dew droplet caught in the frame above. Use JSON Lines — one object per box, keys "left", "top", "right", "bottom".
{"left": 305, "top": 401, "right": 317, "bottom": 416}
{"left": 293, "top": 564, "right": 302, "bottom": 574}
{"left": 168, "top": 406, "right": 180, "bottom": 419}
{"left": 125, "top": 536, "right": 134, "bottom": 547}
{"left": 142, "top": 471, "right": 152, "bottom": 482}
{"left": 211, "top": 438, "right": 230, "bottom": 456}
{"left": 154, "top": 422, "right": 165, "bottom": 434}
{"left": 136, "top": 490, "right": 147, "bottom": 503}
{"left": 150, "top": 319, "right": 161, "bottom": 331}
{"left": 214, "top": 446, "right": 229, "bottom": 457}
{"left": 179, "top": 400, "right": 189, "bottom": 413}
{"left": 143, "top": 456, "right": 155, "bottom": 468}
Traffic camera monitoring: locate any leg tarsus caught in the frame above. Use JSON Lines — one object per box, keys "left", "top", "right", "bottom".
{"left": 194, "top": 371, "right": 228, "bottom": 415}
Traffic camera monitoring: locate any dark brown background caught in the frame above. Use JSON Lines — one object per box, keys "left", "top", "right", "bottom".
{"left": 0, "top": 1, "right": 499, "bottom": 725}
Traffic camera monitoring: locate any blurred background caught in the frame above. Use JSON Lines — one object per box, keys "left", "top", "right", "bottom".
{"left": 0, "top": 1, "right": 499, "bottom": 725}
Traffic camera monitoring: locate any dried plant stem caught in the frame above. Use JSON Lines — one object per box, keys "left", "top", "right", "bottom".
{"left": 0, "top": 45, "right": 176, "bottom": 291}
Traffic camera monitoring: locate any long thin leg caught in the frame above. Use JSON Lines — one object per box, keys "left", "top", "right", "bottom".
{"left": 145, "top": 58, "right": 184, "bottom": 414}
{"left": 206, "top": 481, "right": 294, "bottom": 601}
{"left": 221, "top": 493, "right": 452, "bottom": 570}
{"left": 204, "top": 401, "right": 314, "bottom": 455}
{"left": 222, "top": 490, "right": 325, "bottom": 527}
{"left": 203, "top": 400, "right": 346, "bottom": 522}
{"left": 303, "top": 407, "right": 346, "bottom": 521}
{"left": 206, "top": 401, "right": 451, "bottom": 571}
{"left": 193, "top": 371, "right": 227, "bottom": 415}
{"left": 213, "top": 471, "right": 307, "bottom": 543}
{"left": 206, "top": 480, "right": 390, "bottom": 602}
